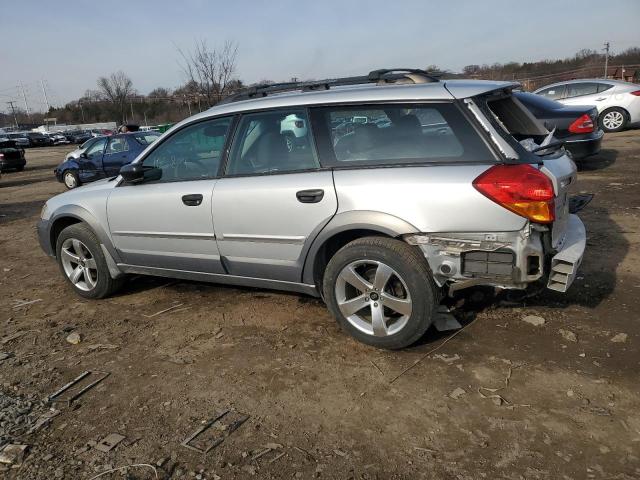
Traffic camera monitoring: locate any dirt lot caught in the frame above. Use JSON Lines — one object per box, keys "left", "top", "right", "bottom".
{"left": 0, "top": 134, "right": 639, "bottom": 480}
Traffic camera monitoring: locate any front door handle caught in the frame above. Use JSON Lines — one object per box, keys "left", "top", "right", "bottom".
{"left": 296, "top": 189, "right": 324, "bottom": 203}
{"left": 182, "top": 194, "right": 203, "bottom": 206}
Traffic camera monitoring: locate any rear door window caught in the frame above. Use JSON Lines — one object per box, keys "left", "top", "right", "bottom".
{"left": 225, "top": 109, "right": 319, "bottom": 175}
{"left": 565, "top": 82, "right": 600, "bottom": 98}
{"left": 312, "top": 103, "right": 494, "bottom": 166}
{"left": 597, "top": 83, "right": 614, "bottom": 93}
{"left": 537, "top": 85, "right": 566, "bottom": 100}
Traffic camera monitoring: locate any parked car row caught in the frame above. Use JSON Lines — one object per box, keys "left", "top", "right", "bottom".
{"left": 0, "top": 128, "right": 115, "bottom": 148}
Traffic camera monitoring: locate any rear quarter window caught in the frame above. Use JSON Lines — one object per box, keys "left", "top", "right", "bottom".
{"left": 311, "top": 103, "right": 494, "bottom": 167}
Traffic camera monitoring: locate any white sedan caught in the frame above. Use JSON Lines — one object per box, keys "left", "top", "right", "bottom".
{"left": 534, "top": 79, "right": 640, "bottom": 132}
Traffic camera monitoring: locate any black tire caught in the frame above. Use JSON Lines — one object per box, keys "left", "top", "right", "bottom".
{"left": 599, "top": 107, "right": 628, "bottom": 133}
{"left": 56, "top": 223, "right": 125, "bottom": 299}
{"left": 323, "top": 236, "right": 439, "bottom": 349}
{"left": 63, "top": 169, "right": 80, "bottom": 189}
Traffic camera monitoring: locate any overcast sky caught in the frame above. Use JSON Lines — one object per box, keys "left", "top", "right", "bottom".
{"left": 1, "top": 0, "right": 638, "bottom": 113}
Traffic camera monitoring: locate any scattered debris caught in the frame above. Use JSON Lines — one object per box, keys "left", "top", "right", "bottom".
{"left": 181, "top": 410, "right": 249, "bottom": 454}
{"left": 477, "top": 367, "right": 530, "bottom": 408}
{"left": 522, "top": 315, "right": 546, "bottom": 327}
{"left": 558, "top": 329, "right": 578, "bottom": 343}
{"left": 87, "top": 463, "right": 159, "bottom": 480}
{"left": 1, "top": 330, "right": 33, "bottom": 345}
{"left": 95, "top": 433, "right": 126, "bottom": 453}
{"left": 369, "top": 359, "right": 384, "bottom": 376}
{"left": 389, "top": 317, "right": 479, "bottom": 384}
{"left": 610, "top": 333, "right": 628, "bottom": 343}
{"left": 0, "top": 352, "right": 13, "bottom": 362}
{"left": 251, "top": 443, "right": 283, "bottom": 462}
{"left": 268, "top": 451, "right": 286, "bottom": 464}
{"left": 0, "top": 444, "right": 28, "bottom": 467}
{"left": 449, "top": 387, "right": 466, "bottom": 399}
{"left": 143, "top": 303, "right": 185, "bottom": 318}
{"left": 433, "top": 353, "right": 461, "bottom": 364}
{"left": 65, "top": 332, "right": 82, "bottom": 345}
{"left": 27, "top": 409, "right": 60, "bottom": 434}
{"left": 86, "top": 344, "right": 119, "bottom": 351}
{"left": 567, "top": 389, "right": 575, "bottom": 397}
{"left": 433, "top": 306, "right": 462, "bottom": 332}
{"left": 11, "top": 299, "right": 42, "bottom": 309}
{"left": 333, "top": 449, "right": 348, "bottom": 457}
{"left": 49, "top": 371, "right": 110, "bottom": 406}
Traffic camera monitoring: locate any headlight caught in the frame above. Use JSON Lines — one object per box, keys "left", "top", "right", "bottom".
{"left": 40, "top": 203, "right": 50, "bottom": 220}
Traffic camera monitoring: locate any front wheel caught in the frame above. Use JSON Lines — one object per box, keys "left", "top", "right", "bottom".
{"left": 599, "top": 107, "right": 628, "bottom": 133}
{"left": 323, "top": 236, "right": 439, "bottom": 349}
{"left": 56, "top": 223, "right": 125, "bottom": 299}
{"left": 63, "top": 170, "right": 80, "bottom": 189}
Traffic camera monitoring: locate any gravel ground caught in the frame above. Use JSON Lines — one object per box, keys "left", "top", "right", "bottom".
{"left": 0, "top": 132, "right": 639, "bottom": 479}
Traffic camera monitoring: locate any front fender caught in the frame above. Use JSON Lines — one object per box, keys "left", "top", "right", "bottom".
{"left": 47, "top": 204, "right": 122, "bottom": 266}
{"left": 55, "top": 159, "right": 80, "bottom": 179}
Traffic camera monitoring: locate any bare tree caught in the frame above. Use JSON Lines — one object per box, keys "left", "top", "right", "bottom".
{"left": 97, "top": 71, "right": 135, "bottom": 123}
{"left": 177, "top": 40, "right": 239, "bottom": 106}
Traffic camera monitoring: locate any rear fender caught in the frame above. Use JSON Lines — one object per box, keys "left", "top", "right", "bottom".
{"left": 301, "top": 210, "right": 419, "bottom": 285}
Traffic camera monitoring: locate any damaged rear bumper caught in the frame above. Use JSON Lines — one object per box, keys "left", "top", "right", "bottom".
{"left": 404, "top": 214, "right": 586, "bottom": 293}
{"left": 546, "top": 214, "right": 586, "bottom": 292}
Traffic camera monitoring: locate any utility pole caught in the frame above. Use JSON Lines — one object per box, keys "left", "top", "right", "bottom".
{"left": 19, "top": 82, "right": 31, "bottom": 120}
{"left": 78, "top": 101, "right": 85, "bottom": 123}
{"left": 40, "top": 80, "right": 51, "bottom": 112}
{"left": 7, "top": 101, "right": 19, "bottom": 128}
{"left": 603, "top": 42, "right": 610, "bottom": 78}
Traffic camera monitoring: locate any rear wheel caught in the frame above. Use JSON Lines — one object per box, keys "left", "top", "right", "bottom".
{"left": 63, "top": 170, "right": 80, "bottom": 189}
{"left": 323, "top": 236, "right": 439, "bottom": 349}
{"left": 599, "top": 107, "right": 628, "bottom": 132}
{"left": 56, "top": 223, "right": 125, "bottom": 299}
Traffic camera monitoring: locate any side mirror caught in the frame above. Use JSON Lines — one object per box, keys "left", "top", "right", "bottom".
{"left": 80, "top": 152, "right": 88, "bottom": 159}
{"left": 119, "top": 163, "right": 162, "bottom": 183}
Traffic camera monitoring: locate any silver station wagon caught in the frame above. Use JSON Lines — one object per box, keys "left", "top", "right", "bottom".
{"left": 37, "top": 69, "right": 586, "bottom": 349}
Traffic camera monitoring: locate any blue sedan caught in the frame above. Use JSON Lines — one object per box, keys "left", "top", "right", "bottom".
{"left": 54, "top": 131, "right": 161, "bottom": 189}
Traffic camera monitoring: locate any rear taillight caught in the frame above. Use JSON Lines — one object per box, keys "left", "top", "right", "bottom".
{"left": 568, "top": 114, "right": 594, "bottom": 134}
{"left": 0, "top": 153, "right": 4, "bottom": 159}
{"left": 473, "top": 164, "right": 555, "bottom": 223}
{"left": 630, "top": 90, "right": 640, "bottom": 96}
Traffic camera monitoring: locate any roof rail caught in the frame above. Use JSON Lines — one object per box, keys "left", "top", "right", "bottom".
{"left": 218, "top": 69, "right": 440, "bottom": 105}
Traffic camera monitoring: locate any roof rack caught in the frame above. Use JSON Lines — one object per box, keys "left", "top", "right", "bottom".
{"left": 218, "top": 69, "right": 440, "bottom": 105}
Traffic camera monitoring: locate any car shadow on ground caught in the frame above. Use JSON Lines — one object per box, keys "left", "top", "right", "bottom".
{"left": 0, "top": 176, "right": 52, "bottom": 189}
{"left": 576, "top": 148, "right": 617, "bottom": 172}
{"left": 0, "top": 200, "right": 45, "bottom": 224}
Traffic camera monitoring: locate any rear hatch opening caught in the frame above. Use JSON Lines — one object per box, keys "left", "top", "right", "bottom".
{"left": 474, "top": 89, "right": 579, "bottom": 252}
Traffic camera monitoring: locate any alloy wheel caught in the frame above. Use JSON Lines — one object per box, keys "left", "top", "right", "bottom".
{"left": 60, "top": 238, "right": 98, "bottom": 291}
{"left": 335, "top": 260, "right": 412, "bottom": 337}
{"left": 603, "top": 111, "right": 624, "bottom": 130}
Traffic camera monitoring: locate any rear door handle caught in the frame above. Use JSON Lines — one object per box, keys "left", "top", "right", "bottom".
{"left": 182, "top": 194, "right": 203, "bottom": 206}
{"left": 296, "top": 189, "right": 324, "bottom": 203}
